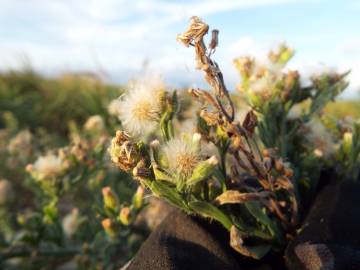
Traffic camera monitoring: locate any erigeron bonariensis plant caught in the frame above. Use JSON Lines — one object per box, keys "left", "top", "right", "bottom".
{"left": 109, "top": 16, "right": 360, "bottom": 260}
{"left": 109, "top": 17, "right": 300, "bottom": 259}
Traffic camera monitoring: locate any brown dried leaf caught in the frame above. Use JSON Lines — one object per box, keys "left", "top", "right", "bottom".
{"left": 215, "top": 190, "right": 270, "bottom": 205}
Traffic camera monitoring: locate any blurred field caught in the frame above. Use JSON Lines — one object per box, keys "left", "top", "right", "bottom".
{"left": 1, "top": 70, "right": 359, "bottom": 136}
{"left": 0, "top": 69, "right": 359, "bottom": 269}
{"left": 324, "top": 100, "right": 360, "bottom": 119}
{"left": 0, "top": 69, "right": 123, "bottom": 137}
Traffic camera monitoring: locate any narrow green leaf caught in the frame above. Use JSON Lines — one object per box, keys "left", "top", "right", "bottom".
{"left": 189, "top": 201, "right": 232, "bottom": 230}
{"left": 150, "top": 181, "right": 190, "bottom": 211}
{"left": 245, "top": 201, "right": 280, "bottom": 238}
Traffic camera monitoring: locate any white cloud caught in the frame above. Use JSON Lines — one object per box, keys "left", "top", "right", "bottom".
{"left": 0, "top": 0, "right": 358, "bottom": 98}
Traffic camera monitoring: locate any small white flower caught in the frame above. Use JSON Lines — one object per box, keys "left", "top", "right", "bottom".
{"left": 163, "top": 135, "right": 203, "bottom": 179}
{"left": 84, "top": 115, "right": 105, "bottom": 131}
{"left": 118, "top": 77, "right": 166, "bottom": 136}
{"left": 30, "top": 154, "right": 64, "bottom": 181}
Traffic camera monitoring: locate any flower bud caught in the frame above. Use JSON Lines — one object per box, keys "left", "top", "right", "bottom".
{"left": 274, "top": 159, "right": 284, "bottom": 172}
{"left": 263, "top": 157, "right": 272, "bottom": 172}
{"left": 192, "top": 133, "right": 202, "bottom": 144}
{"left": 101, "top": 218, "right": 118, "bottom": 238}
{"left": 132, "top": 160, "right": 151, "bottom": 180}
{"left": 187, "top": 156, "right": 218, "bottom": 185}
{"left": 209, "top": 29, "right": 219, "bottom": 51}
{"left": 119, "top": 207, "right": 132, "bottom": 226}
{"left": 233, "top": 57, "right": 254, "bottom": 79}
{"left": 268, "top": 44, "right": 294, "bottom": 65}
{"left": 284, "top": 167, "right": 294, "bottom": 178}
{"left": 132, "top": 186, "right": 145, "bottom": 209}
{"left": 102, "top": 187, "right": 119, "bottom": 211}
{"left": 343, "top": 132, "right": 353, "bottom": 154}
{"left": 262, "top": 149, "right": 270, "bottom": 157}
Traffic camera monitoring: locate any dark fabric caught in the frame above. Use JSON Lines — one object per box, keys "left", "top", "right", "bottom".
{"left": 285, "top": 181, "right": 360, "bottom": 270}
{"left": 128, "top": 209, "right": 242, "bottom": 270}
{"left": 129, "top": 181, "right": 360, "bottom": 270}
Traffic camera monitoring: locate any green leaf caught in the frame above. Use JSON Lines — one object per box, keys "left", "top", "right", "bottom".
{"left": 245, "top": 201, "right": 280, "bottom": 239}
{"left": 187, "top": 159, "right": 217, "bottom": 186}
{"left": 150, "top": 181, "right": 190, "bottom": 212}
{"left": 231, "top": 216, "right": 273, "bottom": 241}
{"left": 189, "top": 201, "right": 232, "bottom": 230}
{"left": 153, "top": 166, "right": 173, "bottom": 182}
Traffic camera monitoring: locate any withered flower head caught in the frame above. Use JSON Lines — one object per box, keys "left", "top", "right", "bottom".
{"left": 109, "top": 131, "right": 141, "bottom": 172}
{"left": 176, "top": 16, "right": 209, "bottom": 47}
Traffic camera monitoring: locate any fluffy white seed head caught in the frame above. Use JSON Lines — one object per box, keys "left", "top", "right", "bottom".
{"left": 108, "top": 98, "right": 122, "bottom": 116}
{"left": 30, "top": 154, "right": 64, "bottom": 181}
{"left": 163, "top": 136, "right": 202, "bottom": 178}
{"left": 84, "top": 115, "right": 105, "bottom": 131}
{"left": 304, "top": 119, "right": 335, "bottom": 158}
{"left": 62, "top": 208, "right": 80, "bottom": 238}
{"left": 118, "top": 77, "right": 166, "bottom": 136}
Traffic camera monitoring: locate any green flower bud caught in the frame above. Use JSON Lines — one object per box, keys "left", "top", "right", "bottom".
{"left": 119, "top": 207, "right": 132, "bottom": 226}
{"left": 132, "top": 186, "right": 144, "bottom": 209}
{"left": 102, "top": 187, "right": 119, "bottom": 211}
{"left": 341, "top": 131, "right": 353, "bottom": 155}
{"left": 101, "top": 218, "right": 118, "bottom": 238}
{"left": 187, "top": 156, "right": 218, "bottom": 186}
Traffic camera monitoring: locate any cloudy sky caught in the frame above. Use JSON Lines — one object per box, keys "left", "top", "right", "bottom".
{"left": 1, "top": 0, "right": 359, "bottom": 97}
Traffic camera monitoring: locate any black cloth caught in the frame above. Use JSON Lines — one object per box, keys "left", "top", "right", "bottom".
{"left": 285, "top": 181, "right": 360, "bottom": 270}
{"left": 128, "top": 209, "right": 242, "bottom": 270}
{"left": 129, "top": 182, "right": 360, "bottom": 270}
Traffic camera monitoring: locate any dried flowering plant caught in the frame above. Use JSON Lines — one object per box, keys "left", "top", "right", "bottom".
{"left": 108, "top": 16, "right": 360, "bottom": 260}
{"left": 0, "top": 15, "right": 358, "bottom": 268}
{"left": 109, "top": 17, "right": 301, "bottom": 259}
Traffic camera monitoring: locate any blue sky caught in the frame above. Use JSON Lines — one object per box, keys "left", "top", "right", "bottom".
{"left": 0, "top": 0, "right": 359, "bottom": 97}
